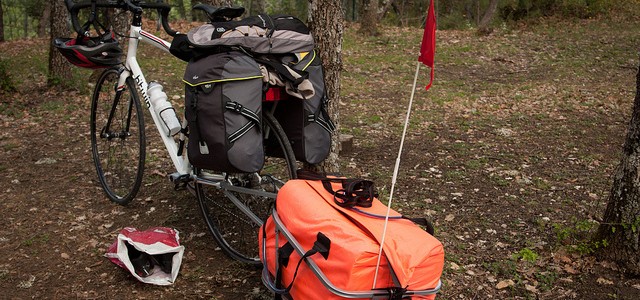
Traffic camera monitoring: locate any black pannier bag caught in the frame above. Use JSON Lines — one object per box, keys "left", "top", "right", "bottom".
{"left": 183, "top": 51, "right": 264, "bottom": 173}
{"left": 264, "top": 50, "right": 335, "bottom": 164}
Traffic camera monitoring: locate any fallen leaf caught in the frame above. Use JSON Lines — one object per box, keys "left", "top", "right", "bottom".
{"left": 564, "top": 265, "right": 578, "bottom": 274}
{"left": 445, "top": 214, "right": 455, "bottom": 222}
{"left": 525, "top": 284, "right": 538, "bottom": 293}
{"left": 496, "top": 279, "right": 515, "bottom": 289}
{"left": 596, "top": 277, "right": 614, "bottom": 285}
{"left": 450, "top": 262, "right": 460, "bottom": 270}
{"left": 61, "top": 253, "right": 70, "bottom": 259}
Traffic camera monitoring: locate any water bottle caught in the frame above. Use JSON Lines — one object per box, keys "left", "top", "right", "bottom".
{"left": 148, "top": 82, "right": 181, "bottom": 136}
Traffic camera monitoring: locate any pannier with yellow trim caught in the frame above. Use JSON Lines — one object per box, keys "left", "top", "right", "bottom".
{"left": 183, "top": 51, "right": 264, "bottom": 172}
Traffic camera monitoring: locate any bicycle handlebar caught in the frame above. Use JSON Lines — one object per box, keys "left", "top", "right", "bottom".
{"left": 64, "top": 0, "right": 178, "bottom": 37}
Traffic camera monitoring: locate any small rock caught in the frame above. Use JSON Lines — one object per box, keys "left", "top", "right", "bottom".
{"left": 497, "top": 128, "right": 514, "bottom": 137}
{"left": 450, "top": 262, "right": 460, "bottom": 270}
{"left": 61, "top": 253, "right": 70, "bottom": 259}
{"left": 17, "top": 275, "right": 36, "bottom": 289}
{"left": 35, "top": 158, "right": 57, "bottom": 165}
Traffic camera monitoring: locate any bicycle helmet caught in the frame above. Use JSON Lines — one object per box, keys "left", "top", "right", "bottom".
{"left": 54, "top": 30, "right": 123, "bottom": 69}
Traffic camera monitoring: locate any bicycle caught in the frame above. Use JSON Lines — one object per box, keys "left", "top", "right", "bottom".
{"left": 62, "top": 0, "right": 298, "bottom": 266}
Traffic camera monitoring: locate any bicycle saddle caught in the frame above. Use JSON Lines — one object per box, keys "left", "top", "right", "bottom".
{"left": 192, "top": 4, "right": 245, "bottom": 22}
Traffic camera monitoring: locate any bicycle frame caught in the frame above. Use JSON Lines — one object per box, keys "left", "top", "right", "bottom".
{"left": 116, "top": 24, "right": 191, "bottom": 176}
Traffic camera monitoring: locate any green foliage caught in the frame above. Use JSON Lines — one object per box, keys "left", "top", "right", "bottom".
{"left": 552, "top": 219, "right": 607, "bottom": 254}
{"left": 266, "top": 0, "right": 308, "bottom": 20}
{"left": 1, "top": 0, "right": 43, "bottom": 40}
{"left": 0, "top": 59, "right": 17, "bottom": 93}
{"left": 438, "top": 10, "right": 473, "bottom": 30}
{"left": 513, "top": 247, "right": 538, "bottom": 263}
{"left": 23, "top": 0, "right": 46, "bottom": 19}
{"left": 500, "top": 0, "right": 616, "bottom": 21}
{"left": 535, "top": 270, "right": 558, "bottom": 291}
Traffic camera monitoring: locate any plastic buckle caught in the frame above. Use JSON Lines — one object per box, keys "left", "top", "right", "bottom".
{"left": 228, "top": 102, "right": 243, "bottom": 113}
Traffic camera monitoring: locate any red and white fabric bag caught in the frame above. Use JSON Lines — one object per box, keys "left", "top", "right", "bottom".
{"left": 105, "top": 227, "right": 185, "bottom": 285}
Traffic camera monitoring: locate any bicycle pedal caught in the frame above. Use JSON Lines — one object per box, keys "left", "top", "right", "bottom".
{"left": 169, "top": 172, "right": 191, "bottom": 191}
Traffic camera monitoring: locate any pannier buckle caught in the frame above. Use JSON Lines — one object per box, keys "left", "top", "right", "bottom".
{"left": 227, "top": 101, "right": 244, "bottom": 113}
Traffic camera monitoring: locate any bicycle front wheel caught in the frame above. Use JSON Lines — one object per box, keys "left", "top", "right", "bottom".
{"left": 195, "top": 112, "right": 297, "bottom": 266}
{"left": 90, "top": 68, "right": 146, "bottom": 205}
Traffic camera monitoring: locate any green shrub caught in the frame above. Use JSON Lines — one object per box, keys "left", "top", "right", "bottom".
{"left": 0, "top": 59, "right": 16, "bottom": 93}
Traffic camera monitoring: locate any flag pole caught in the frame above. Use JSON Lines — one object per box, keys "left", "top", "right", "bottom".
{"left": 372, "top": 61, "right": 422, "bottom": 288}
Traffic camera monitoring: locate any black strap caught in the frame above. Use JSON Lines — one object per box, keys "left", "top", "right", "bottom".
{"left": 187, "top": 89, "right": 207, "bottom": 149}
{"left": 321, "top": 178, "right": 378, "bottom": 209}
{"left": 300, "top": 170, "right": 437, "bottom": 235}
{"left": 224, "top": 101, "right": 261, "bottom": 143}
{"left": 371, "top": 286, "right": 409, "bottom": 300}
{"left": 276, "top": 232, "right": 330, "bottom": 295}
{"left": 261, "top": 14, "right": 276, "bottom": 38}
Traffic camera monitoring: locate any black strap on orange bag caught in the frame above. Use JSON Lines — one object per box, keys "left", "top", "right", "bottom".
{"left": 297, "top": 170, "right": 435, "bottom": 235}
{"left": 297, "top": 169, "right": 378, "bottom": 208}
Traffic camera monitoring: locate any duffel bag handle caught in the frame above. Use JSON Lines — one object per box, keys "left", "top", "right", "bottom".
{"left": 298, "top": 169, "right": 378, "bottom": 208}
{"left": 263, "top": 232, "right": 331, "bottom": 297}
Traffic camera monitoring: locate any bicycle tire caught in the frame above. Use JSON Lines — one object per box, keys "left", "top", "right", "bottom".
{"left": 90, "top": 68, "right": 146, "bottom": 205}
{"left": 196, "top": 111, "right": 298, "bottom": 266}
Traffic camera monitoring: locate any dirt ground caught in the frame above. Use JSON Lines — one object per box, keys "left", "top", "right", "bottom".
{"left": 2, "top": 19, "right": 640, "bottom": 299}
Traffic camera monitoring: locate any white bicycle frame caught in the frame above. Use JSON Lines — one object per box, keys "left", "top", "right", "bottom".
{"left": 116, "top": 24, "right": 191, "bottom": 176}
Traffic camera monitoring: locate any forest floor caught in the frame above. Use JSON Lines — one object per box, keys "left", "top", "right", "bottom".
{"left": 1, "top": 17, "right": 640, "bottom": 299}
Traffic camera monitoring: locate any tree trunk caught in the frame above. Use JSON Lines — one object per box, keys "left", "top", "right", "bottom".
{"left": 110, "top": 9, "right": 130, "bottom": 45}
{"left": 0, "top": 0, "right": 4, "bottom": 42}
{"left": 477, "top": 0, "right": 499, "bottom": 35}
{"left": 38, "top": 1, "right": 51, "bottom": 38}
{"left": 308, "top": 0, "right": 343, "bottom": 173}
{"left": 248, "top": 0, "right": 266, "bottom": 15}
{"left": 595, "top": 63, "right": 640, "bottom": 275}
{"left": 23, "top": 8, "right": 28, "bottom": 39}
{"left": 378, "top": 0, "right": 394, "bottom": 22}
{"left": 358, "top": 0, "right": 379, "bottom": 36}
{"left": 48, "top": 0, "right": 72, "bottom": 86}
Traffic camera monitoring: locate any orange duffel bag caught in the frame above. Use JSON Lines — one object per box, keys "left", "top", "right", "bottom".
{"left": 259, "top": 177, "right": 444, "bottom": 299}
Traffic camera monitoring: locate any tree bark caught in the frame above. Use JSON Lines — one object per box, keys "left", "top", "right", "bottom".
{"left": 38, "top": 1, "right": 51, "bottom": 38}
{"left": 248, "top": 0, "right": 266, "bottom": 15}
{"left": 477, "top": 0, "right": 499, "bottom": 35}
{"left": 0, "top": 0, "right": 4, "bottom": 42}
{"left": 358, "top": 0, "right": 379, "bottom": 36}
{"left": 48, "top": 0, "right": 72, "bottom": 86}
{"left": 595, "top": 63, "right": 640, "bottom": 275}
{"left": 378, "top": 0, "right": 394, "bottom": 22}
{"left": 308, "top": 0, "right": 343, "bottom": 173}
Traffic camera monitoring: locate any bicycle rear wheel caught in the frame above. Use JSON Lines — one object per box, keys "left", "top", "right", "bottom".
{"left": 195, "top": 112, "right": 297, "bottom": 266}
{"left": 90, "top": 68, "right": 146, "bottom": 205}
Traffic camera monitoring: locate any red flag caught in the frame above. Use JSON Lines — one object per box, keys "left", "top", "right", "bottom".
{"left": 418, "top": 0, "right": 436, "bottom": 90}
